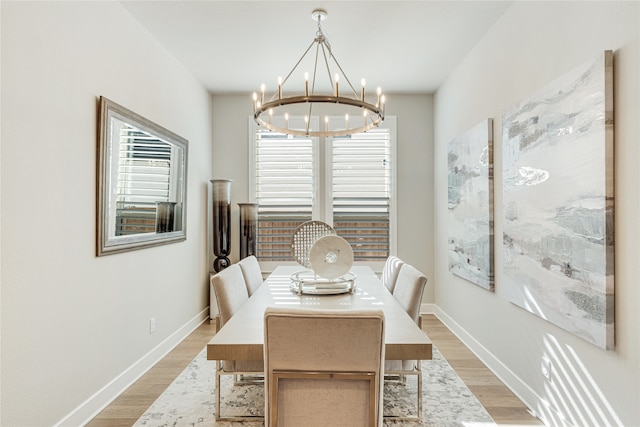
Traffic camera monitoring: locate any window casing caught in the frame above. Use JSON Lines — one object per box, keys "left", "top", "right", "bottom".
{"left": 250, "top": 116, "right": 396, "bottom": 269}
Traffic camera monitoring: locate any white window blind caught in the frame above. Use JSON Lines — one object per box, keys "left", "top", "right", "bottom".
{"left": 254, "top": 120, "right": 316, "bottom": 261}
{"left": 251, "top": 116, "right": 395, "bottom": 264}
{"left": 115, "top": 126, "right": 172, "bottom": 236}
{"left": 330, "top": 127, "right": 391, "bottom": 261}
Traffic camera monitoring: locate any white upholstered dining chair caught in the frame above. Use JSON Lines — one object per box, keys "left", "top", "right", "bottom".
{"left": 381, "top": 255, "right": 405, "bottom": 293}
{"left": 264, "top": 307, "right": 386, "bottom": 427}
{"left": 238, "top": 255, "right": 263, "bottom": 296}
{"left": 384, "top": 263, "right": 428, "bottom": 420}
{"left": 210, "top": 264, "right": 264, "bottom": 421}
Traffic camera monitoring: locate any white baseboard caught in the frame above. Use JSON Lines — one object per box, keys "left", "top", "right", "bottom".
{"left": 421, "top": 302, "right": 437, "bottom": 314}
{"left": 54, "top": 308, "right": 210, "bottom": 427}
{"left": 421, "top": 303, "right": 553, "bottom": 426}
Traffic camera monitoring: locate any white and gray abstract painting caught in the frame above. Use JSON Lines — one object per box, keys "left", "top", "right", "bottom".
{"left": 502, "top": 51, "right": 614, "bottom": 349}
{"left": 448, "top": 119, "right": 494, "bottom": 291}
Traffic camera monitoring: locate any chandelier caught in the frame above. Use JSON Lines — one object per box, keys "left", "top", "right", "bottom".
{"left": 252, "top": 8, "right": 385, "bottom": 137}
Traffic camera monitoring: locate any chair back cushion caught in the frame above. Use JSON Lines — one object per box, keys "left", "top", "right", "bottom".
{"left": 381, "top": 255, "right": 405, "bottom": 293}
{"left": 264, "top": 307, "right": 385, "bottom": 427}
{"left": 212, "top": 264, "right": 263, "bottom": 374}
{"left": 238, "top": 255, "right": 263, "bottom": 296}
{"left": 210, "top": 264, "right": 249, "bottom": 326}
{"left": 392, "top": 264, "right": 428, "bottom": 323}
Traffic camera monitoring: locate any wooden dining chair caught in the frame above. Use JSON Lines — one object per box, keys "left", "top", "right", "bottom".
{"left": 384, "top": 263, "right": 428, "bottom": 421}
{"left": 381, "top": 255, "right": 405, "bottom": 293}
{"left": 210, "top": 264, "right": 264, "bottom": 421}
{"left": 264, "top": 307, "right": 385, "bottom": 427}
{"left": 238, "top": 255, "right": 263, "bottom": 296}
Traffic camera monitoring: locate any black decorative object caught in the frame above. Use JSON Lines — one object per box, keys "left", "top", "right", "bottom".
{"left": 211, "top": 179, "right": 232, "bottom": 272}
{"left": 238, "top": 203, "right": 258, "bottom": 259}
{"left": 155, "top": 202, "right": 176, "bottom": 233}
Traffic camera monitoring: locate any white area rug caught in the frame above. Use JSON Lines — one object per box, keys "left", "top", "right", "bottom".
{"left": 134, "top": 346, "right": 496, "bottom": 426}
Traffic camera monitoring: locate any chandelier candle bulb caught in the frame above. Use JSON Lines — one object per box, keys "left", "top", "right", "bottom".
{"left": 377, "top": 87, "right": 382, "bottom": 107}
{"left": 335, "top": 74, "right": 339, "bottom": 97}
{"left": 361, "top": 78, "right": 366, "bottom": 101}
{"left": 325, "top": 116, "right": 329, "bottom": 131}
{"left": 285, "top": 113, "right": 289, "bottom": 128}
{"left": 345, "top": 113, "right": 349, "bottom": 129}
{"left": 304, "top": 72, "right": 309, "bottom": 97}
{"left": 278, "top": 77, "right": 282, "bottom": 99}
{"left": 260, "top": 84, "right": 265, "bottom": 104}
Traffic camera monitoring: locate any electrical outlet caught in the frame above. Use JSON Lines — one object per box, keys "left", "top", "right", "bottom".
{"left": 150, "top": 317, "right": 156, "bottom": 334}
{"left": 541, "top": 357, "right": 552, "bottom": 382}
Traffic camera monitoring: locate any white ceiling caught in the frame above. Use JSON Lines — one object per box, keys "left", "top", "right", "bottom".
{"left": 120, "top": 1, "right": 512, "bottom": 94}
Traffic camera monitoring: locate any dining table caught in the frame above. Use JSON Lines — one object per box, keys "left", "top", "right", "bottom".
{"left": 207, "top": 265, "right": 432, "bottom": 362}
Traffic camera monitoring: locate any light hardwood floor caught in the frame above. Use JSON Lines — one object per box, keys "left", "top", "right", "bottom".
{"left": 87, "top": 314, "right": 543, "bottom": 426}
{"left": 421, "top": 315, "right": 543, "bottom": 425}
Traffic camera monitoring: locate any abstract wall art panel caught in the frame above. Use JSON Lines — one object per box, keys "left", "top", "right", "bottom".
{"left": 502, "top": 51, "right": 614, "bottom": 349}
{"left": 448, "top": 118, "right": 494, "bottom": 291}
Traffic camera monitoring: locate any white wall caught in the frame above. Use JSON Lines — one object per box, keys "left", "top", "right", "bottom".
{"left": 434, "top": 2, "right": 639, "bottom": 425}
{"left": 1, "top": 2, "right": 213, "bottom": 426}
{"left": 392, "top": 94, "right": 435, "bottom": 302}
{"left": 210, "top": 94, "right": 435, "bottom": 300}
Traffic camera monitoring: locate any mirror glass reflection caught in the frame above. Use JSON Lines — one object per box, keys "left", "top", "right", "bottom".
{"left": 97, "top": 97, "right": 188, "bottom": 255}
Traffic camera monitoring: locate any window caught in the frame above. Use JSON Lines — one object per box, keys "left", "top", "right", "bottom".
{"left": 330, "top": 126, "right": 393, "bottom": 261}
{"left": 252, "top": 118, "right": 317, "bottom": 261}
{"left": 250, "top": 116, "right": 396, "bottom": 265}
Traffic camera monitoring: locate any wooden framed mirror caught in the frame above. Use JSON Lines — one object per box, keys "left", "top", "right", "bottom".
{"left": 97, "top": 96, "right": 188, "bottom": 256}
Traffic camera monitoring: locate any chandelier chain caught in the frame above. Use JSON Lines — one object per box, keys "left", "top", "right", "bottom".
{"left": 322, "top": 39, "right": 359, "bottom": 99}
{"left": 272, "top": 39, "right": 316, "bottom": 102}
{"left": 306, "top": 41, "right": 323, "bottom": 133}
{"left": 319, "top": 42, "right": 334, "bottom": 92}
